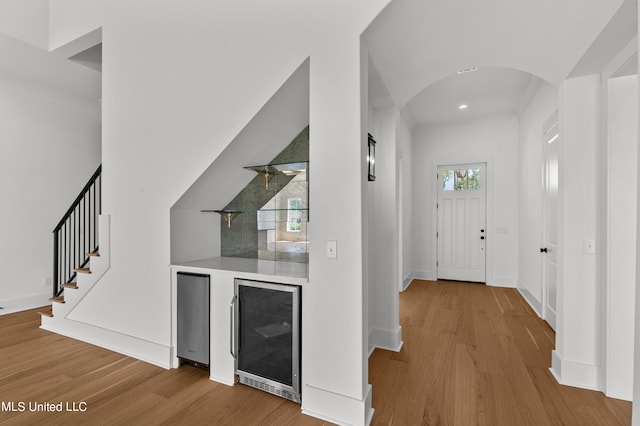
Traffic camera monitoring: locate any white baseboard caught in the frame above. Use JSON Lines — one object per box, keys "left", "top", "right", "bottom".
{"left": 209, "top": 374, "right": 235, "bottom": 387}
{"left": 550, "top": 350, "right": 562, "bottom": 382}
{"left": 367, "top": 328, "right": 376, "bottom": 357}
{"left": 605, "top": 387, "right": 633, "bottom": 402}
{"left": 402, "top": 271, "right": 441, "bottom": 291}
{"left": 369, "top": 326, "right": 403, "bottom": 355}
{"left": 409, "top": 270, "right": 436, "bottom": 282}
{"left": 517, "top": 286, "right": 542, "bottom": 317}
{"left": 549, "top": 349, "right": 601, "bottom": 392}
{"left": 302, "top": 383, "right": 373, "bottom": 426}
{"left": 41, "top": 314, "right": 171, "bottom": 369}
{"left": 0, "top": 292, "right": 51, "bottom": 315}
{"left": 487, "top": 276, "right": 517, "bottom": 288}
{"left": 402, "top": 275, "right": 413, "bottom": 291}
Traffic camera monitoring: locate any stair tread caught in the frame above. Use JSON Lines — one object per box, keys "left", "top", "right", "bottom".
{"left": 49, "top": 296, "right": 65, "bottom": 304}
{"left": 38, "top": 311, "right": 53, "bottom": 318}
{"left": 61, "top": 282, "right": 78, "bottom": 289}
{"left": 74, "top": 268, "right": 91, "bottom": 274}
{"left": 86, "top": 252, "right": 100, "bottom": 257}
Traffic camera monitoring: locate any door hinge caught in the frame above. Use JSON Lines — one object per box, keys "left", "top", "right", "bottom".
{"left": 437, "top": 231, "right": 439, "bottom": 237}
{"left": 437, "top": 203, "right": 439, "bottom": 209}
{"left": 436, "top": 173, "right": 439, "bottom": 179}
{"left": 437, "top": 261, "right": 439, "bottom": 266}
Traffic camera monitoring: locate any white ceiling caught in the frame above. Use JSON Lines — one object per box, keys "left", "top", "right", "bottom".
{"left": 364, "top": 0, "right": 636, "bottom": 129}
{"left": 403, "top": 67, "right": 541, "bottom": 126}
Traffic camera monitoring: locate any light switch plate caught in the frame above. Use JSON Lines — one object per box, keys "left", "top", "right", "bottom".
{"left": 326, "top": 241, "right": 337, "bottom": 259}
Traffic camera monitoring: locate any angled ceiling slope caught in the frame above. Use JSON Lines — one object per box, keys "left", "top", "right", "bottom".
{"left": 173, "top": 58, "right": 310, "bottom": 211}
{"left": 569, "top": 0, "right": 638, "bottom": 78}
{"left": 0, "top": 31, "right": 100, "bottom": 102}
{"left": 51, "top": 27, "right": 102, "bottom": 73}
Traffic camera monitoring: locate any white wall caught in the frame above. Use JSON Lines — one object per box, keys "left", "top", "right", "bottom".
{"left": 49, "top": 1, "right": 390, "bottom": 424}
{"left": 170, "top": 59, "right": 310, "bottom": 264}
{"left": 0, "top": 71, "right": 101, "bottom": 312}
{"left": 517, "top": 82, "right": 558, "bottom": 312}
{"left": 396, "top": 111, "right": 413, "bottom": 289}
{"left": 635, "top": 35, "right": 640, "bottom": 424}
{"left": 606, "top": 74, "right": 637, "bottom": 400}
{"left": 633, "top": 13, "right": 640, "bottom": 423}
{"left": 552, "top": 75, "right": 602, "bottom": 390}
{"left": 367, "top": 105, "right": 402, "bottom": 353}
{"left": 0, "top": 0, "right": 49, "bottom": 49}
{"left": 411, "top": 114, "right": 519, "bottom": 286}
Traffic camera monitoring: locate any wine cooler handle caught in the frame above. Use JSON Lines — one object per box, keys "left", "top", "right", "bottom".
{"left": 230, "top": 294, "right": 237, "bottom": 359}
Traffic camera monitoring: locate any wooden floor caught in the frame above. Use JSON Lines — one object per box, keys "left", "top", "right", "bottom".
{"left": 0, "top": 280, "right": 632, "bottom": 425}
{"left": 370, "top": 280, "right": 632, "bottom": 425}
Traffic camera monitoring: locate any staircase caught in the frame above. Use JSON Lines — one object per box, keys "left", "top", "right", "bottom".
{"left": 39, "top": 215, "right": 110, "bottom": 323}
{"left": 38, "top": 168, "right": 170, "bottom": 368}
{"left": 39, "top": 164, "right": 109, "bottom": 323}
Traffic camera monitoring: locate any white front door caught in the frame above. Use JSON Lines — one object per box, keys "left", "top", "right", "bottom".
{"left": 437, "top": 163, "right": 486, "bottom": 282}
{"left": 542, "top": 112, "right": 559, "bottom": 330}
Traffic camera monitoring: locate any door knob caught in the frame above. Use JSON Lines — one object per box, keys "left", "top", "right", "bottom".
{"left": 480, "top": 236, "right": 485, "bottom": 240}
{"left": 540, "top": 248, "right": 548, "bottom": 253}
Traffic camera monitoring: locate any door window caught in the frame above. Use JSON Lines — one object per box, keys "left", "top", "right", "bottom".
{"left": 442, "top": 168, "right": 481, "bottom": 191}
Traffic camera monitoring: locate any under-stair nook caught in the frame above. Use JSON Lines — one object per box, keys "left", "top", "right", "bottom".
{"left": 169, "top": 59, "right": 310, "bottom": 402}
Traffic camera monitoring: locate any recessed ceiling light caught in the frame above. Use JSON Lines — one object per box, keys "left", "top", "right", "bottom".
{"left": 458, "top": 104, "right": 469, "bottom": 110}
{"left": 457, "top": 67, "right": 478, "bottom": 74}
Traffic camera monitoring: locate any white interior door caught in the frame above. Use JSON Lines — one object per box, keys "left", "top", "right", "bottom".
{"left": 542, "top": 112, "right": 559, "bottom": 330}
{"left": 437, "top": 163, "right": 486, "bottom": 283}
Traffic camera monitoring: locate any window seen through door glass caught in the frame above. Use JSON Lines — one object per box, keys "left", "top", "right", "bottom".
{"left": 287, "top": 198, "right": 302, "bottom": 232}
{"left": 442, "top": 168, "right": 481, "bottom": 191}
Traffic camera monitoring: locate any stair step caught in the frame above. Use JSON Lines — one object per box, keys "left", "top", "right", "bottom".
{"left": 49, "top": 296, "right": 65, "bottom": 304}
{"left": 61, "top": 282, "right": 78, "bottom": 289}
{"left": 86, "top": 252, "right": 100, "bottom": 257}
{"left": 74, "top": 268, "right": 91, "bottom": 274}
{"left": 38, "top": 310, "right": 53, "bottom": 318}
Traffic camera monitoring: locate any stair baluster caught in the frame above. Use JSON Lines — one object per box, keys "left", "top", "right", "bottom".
{"left": 52, "top": 165, "right": 101, "bottom": 297}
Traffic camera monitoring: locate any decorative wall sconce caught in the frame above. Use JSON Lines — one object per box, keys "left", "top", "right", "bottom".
{"left": 367, "top": 133, "right": 376, "bottom": 182}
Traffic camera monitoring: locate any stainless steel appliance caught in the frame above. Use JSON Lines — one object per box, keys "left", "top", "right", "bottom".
{"left": 232, "top": 278, "right": 301, "bottom": 402}
{"left": 177, "top": 272, "right": 210, "bottom": 368}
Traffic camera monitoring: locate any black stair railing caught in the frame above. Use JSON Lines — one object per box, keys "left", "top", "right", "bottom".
{"left": 52, "top": 165, "right": 102, "bottom": 297}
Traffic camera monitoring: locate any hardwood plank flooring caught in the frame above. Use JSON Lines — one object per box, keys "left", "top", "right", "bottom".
{"left": 369, "top": 280, "right": 632, "bottom": 426}
{"left": 0, "top": 280, "right": 632, "bottom": 425}
{"left": 0, "top": 309, "right": 324, "bottom": 426}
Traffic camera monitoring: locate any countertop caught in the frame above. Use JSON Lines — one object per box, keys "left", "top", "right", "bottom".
{"left": 170, "top": 257, "right": 308, "bottom": 285}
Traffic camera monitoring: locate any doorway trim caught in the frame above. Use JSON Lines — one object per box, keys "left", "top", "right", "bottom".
{"left": 436, "top": 162, "right": 487, "bottom": 282}
{"left": 541, "top": 110, "right": 559, "bottom": 330}
{"left": 431, "top": 157, "right": 494, "bottom": 284}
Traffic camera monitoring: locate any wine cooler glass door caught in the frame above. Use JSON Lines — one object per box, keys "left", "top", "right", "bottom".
{"left": 234, "top": 279, "right": 300, "bottom": 402}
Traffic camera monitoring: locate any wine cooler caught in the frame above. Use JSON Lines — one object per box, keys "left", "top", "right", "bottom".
{"left": 232, "top": 278, "right": 301, "bottom": 402}
{"left": 177, "top": 272, "right": 210, "bottom": 368}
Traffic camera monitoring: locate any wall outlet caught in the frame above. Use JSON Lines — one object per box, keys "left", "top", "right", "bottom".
{"left": 326, "top": 241, "right": 337, "bottom": 259}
